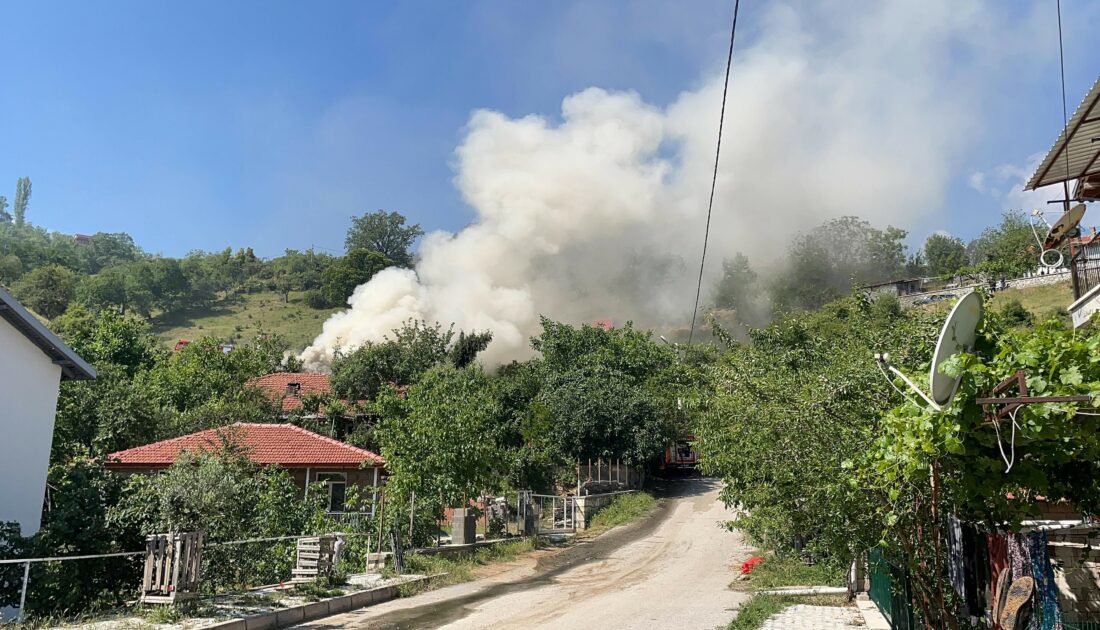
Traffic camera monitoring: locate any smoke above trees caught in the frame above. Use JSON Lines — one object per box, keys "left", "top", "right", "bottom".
{"left": 300, "top": 0, "right": 1050, "bottom": 368}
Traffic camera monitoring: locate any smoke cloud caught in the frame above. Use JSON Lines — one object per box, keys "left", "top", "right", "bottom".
{"left": 300, "top": 0, "right": 1048, "bottom": 368}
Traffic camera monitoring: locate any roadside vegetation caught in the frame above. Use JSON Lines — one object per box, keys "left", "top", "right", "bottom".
{"left": 395, "top": 538, "right": 541, "bottom": 596}
{"left": 727, "top": 593, "right": 850, "bottom": 630}
{"left": 583, "top": 492, "right": 658, "bottom": 536}
{"left": 729, "top": 555, "right": 844, "bottom": 591}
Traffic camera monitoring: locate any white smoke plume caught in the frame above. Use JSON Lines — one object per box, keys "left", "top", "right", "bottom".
{"left": 300, "top": 0, "right": 1050, "bottom": 368}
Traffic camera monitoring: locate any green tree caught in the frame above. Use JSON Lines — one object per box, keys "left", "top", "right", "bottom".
{"left": 0, "top": 195, "right": 10, "bottom": 224}
{"left": 528, "top": 319, "right": 679, "bottom": 467}
{"left": 345, "top": 210, "right": 423, "bottom": 267}
{"left": 538, "top": 365, "right": 669, "bottom": 466}
{"left": 967, "top": 210, "right": 1037, "bottom": 276}
{"left": 770, "top": 216, "right": 910, "bottom": 312}
{"left": 140, "top": 334, "right": 288, "bottom": 413}
{"left": 316, "top": 248, "right": 392, "bottom": 307}
{"left": 13, "top": 177, "right": 31, "bottom": 227}
{"left": 22, "top": 455, "right": 142, "bottom": 615}
{"left": 76, "top": 232, "right": 140, "bottom": 274}
{"left": 923, "top": 232, "right": 967, "bottom": 277}
{"left": 449, "top": 330, "right": 493, "bottom": 368}
{"left": 694, "top": 294, "right": 940, "bottom": 566}
{"left": 114, "top": 444, "right": 321, "bottom": 591}
{"left": 375, "top": 366, "right": 503, "bottom": 537}
{"left": 12, "top": 263, "right": 77, "bottom": 318}
{"left": 331, "top": 320, "right": 454, "bottom": 400}
{"left": 0, "top": 253, "right": 22, "bottom": 283}
{"left": 148, "top": 257, "right": 191, "bottom": 313}
{"left": 712, "top": 253, "right": 763, "bottom": 326}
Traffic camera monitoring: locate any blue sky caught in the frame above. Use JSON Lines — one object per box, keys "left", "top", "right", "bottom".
{"left": 1, "top": 1, "right": 1098, "bottom": 258}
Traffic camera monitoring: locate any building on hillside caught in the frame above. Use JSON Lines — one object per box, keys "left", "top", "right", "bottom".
{"left": 859, "top": 278, "right": 925, "bottom": 298}
{"left": 105, "top": 423, "right": 384, "bottom": 516}
{"left": 73, "top": 234, "right": 92, "bottom": 245}
{"left": 592, "top": 319, "right": 614, "bottom": 330}
{"left": 0, "top": 286, "right": 96, "bottom": 536}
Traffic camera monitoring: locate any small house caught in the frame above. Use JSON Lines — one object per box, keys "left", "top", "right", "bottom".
{"left": 247, "top": 372, "right": 335, "bottom": 416}
{"left": 0, "top": 286, "right": 96, "bottom": 536}
{"left": 859, "top": 278, "right": 924, "bottom": 298}
{"left": 105, "top": 423, "right": 385, "bottom": 515}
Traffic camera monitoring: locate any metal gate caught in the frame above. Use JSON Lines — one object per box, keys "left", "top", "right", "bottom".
{"left": 530, "top": 494, "right": 577, "bottom": 534}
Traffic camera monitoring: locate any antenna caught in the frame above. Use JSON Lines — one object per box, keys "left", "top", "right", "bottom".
{"left": 1042, "top": 203, "right": 1086, "bottom": 250}
{"left": 875, "top": 291, "right": 983, "bottom": 412}
{"left": 1030, "top": 204, "right": 1087, "bottom": 268}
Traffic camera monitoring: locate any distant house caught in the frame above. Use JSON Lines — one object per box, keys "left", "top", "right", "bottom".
{"left": 105, "top": 423, "right": 384, "bottom": 515}
{"left": 73, "top": 234, "right": 92, "bottom": 245}
{"left": 860, "top": 278, "right": 924, "bottom": 298}
{"left": 592, "top": 319, "right": 615, "bottom": 330}
{"left": 247, "top": 372, "right": 337, "bottom": 416}
{"left": 0, "top": 286, "right": 96, "bottom": 536}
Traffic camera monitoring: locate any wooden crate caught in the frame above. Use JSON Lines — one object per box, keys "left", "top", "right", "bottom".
{"left": 141, "top": 531, "right": 204, "bottom": 604}
{"left": 292, "top": 536, "right": 336, "bottom": 583}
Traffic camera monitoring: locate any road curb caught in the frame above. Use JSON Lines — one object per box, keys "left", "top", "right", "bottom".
{"left": 205, "top": 577, "right": 432, "bottom": 630}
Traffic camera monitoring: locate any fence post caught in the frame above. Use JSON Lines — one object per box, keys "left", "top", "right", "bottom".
{"left": 17, "top": 561, "right": 30, "bottom": 621}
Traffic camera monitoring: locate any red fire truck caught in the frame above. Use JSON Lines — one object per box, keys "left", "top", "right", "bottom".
{"left": 661, "top": 434, "right": 698, "bottom": 473}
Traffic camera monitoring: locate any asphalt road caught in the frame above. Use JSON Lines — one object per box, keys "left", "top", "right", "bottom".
{"left": 295, "top": 477, "right": 753, "bottom": 630}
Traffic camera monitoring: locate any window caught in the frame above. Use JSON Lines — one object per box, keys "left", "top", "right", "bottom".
{"left": 316, "top": 472, "right": 347, "bottom": 512}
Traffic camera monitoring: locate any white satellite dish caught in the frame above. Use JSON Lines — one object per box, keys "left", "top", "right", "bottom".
{"left": 929, "top": 291, "right": 983, "bottom": 406}
{"left": 875, "top": 291, "right": 983, "bottom": 411}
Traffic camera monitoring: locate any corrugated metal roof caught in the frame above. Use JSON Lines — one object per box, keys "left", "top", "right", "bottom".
{"left": 1027, "top": 75, "right": 1100, "bottom": 191}
{"left": 0, "top": 285, "right": 96, "bottom": 381}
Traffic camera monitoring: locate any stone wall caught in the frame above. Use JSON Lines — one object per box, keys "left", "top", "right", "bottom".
{"left": 1005, "top": 271, "right": 1071, "bottom": 290}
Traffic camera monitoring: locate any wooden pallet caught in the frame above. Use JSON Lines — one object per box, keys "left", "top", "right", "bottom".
{"left": 291, "top": 536, "right": 336, "bottom": 583}
{"left": 141, "top": 531, "right": 204, "bottom": 604}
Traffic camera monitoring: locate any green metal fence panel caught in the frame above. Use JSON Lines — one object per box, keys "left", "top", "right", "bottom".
{"left": 868, "top": 548, "right": 916, "bottom": 630}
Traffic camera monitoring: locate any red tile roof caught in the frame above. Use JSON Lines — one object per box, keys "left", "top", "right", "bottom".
{"left": 592, "top": 319, "right": 614, "bottom": 330}
{"left": 106, "top": 423, "right": 383, "bottom": 468}
{"left": 247, "top": 372, "right": 333, "bottom": 412}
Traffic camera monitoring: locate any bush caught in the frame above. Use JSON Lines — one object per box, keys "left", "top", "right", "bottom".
{"left": 305, "top": 289, "right": 330, "bottom": 309}
{"left": 999, "top": 299, "right": 1033, "bottom": 326}
{"left": 586, "top": 492, "right": 656, "bottom": 532}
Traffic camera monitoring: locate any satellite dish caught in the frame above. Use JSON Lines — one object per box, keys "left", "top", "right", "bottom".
{"left": 875, "top": 291, "right": 983, "bottom": 411}
{"left": 929, "top": 291, "right": 983, "bottom": 407}
{"left": 1043, "top": 203, "right": 1086, "bottom": 250}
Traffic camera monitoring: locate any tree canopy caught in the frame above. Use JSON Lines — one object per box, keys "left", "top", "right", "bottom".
{"left": 344, "top": 209, "right": 423, "bottom": 268}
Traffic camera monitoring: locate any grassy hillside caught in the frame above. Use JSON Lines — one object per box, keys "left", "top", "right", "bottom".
{"left": 988, "top": 278, "right": 1073, "bottom": 318}
{"left": 151, "top": 291, "right": 341, "bottom": 352}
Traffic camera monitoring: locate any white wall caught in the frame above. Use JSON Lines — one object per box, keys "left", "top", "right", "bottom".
{"left": 0, "top": 319, "right": 62, "bottom": 536}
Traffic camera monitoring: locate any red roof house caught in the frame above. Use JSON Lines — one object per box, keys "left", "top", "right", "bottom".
{"left": 247, "top": 372, "right": 335, "bottom": 414}
{"left": 106, "top": 423, "right": 384, "bottom": 513}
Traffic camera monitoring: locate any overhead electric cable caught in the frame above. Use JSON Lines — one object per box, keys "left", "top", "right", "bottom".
{"left": 687, "top": 0, "right": 740, "bottom": 345}
{"left": 1057, "top": 0, "right": 1071, "bottom": 209}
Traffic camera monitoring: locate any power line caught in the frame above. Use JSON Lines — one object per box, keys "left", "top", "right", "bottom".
{"left": 1056, "top": 0, "right": 1071, "bottom": 211}
{"left": 688, "top": 0, "right": 741, "bottom": 344}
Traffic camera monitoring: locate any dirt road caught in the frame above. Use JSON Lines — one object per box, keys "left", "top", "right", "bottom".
{"left": 296, "top": 478, "right": 754, "bottom": 630}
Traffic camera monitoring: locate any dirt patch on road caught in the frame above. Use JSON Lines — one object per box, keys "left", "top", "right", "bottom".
{"left": 346, "top": 496, "right": 676, "bottom": 629}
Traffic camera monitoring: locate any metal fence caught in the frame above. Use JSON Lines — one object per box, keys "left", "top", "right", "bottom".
{"left": 867, "top": 548, "right": 915, "bottom": 630}
{"left": 0, "top": 530, "right": 377, "bottom": 622}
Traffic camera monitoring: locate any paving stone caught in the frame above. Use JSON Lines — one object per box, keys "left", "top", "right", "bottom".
{"left": 759, "top": 604, "right": 864, "bottom": 629}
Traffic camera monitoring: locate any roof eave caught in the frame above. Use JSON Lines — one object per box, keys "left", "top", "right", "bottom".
{"left": 0, "top": 286, "right": 96, "bottom": 381}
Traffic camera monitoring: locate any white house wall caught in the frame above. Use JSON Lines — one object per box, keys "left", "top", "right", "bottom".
{"left": 0, "top": 318, "right": 63, "bottom": 536}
